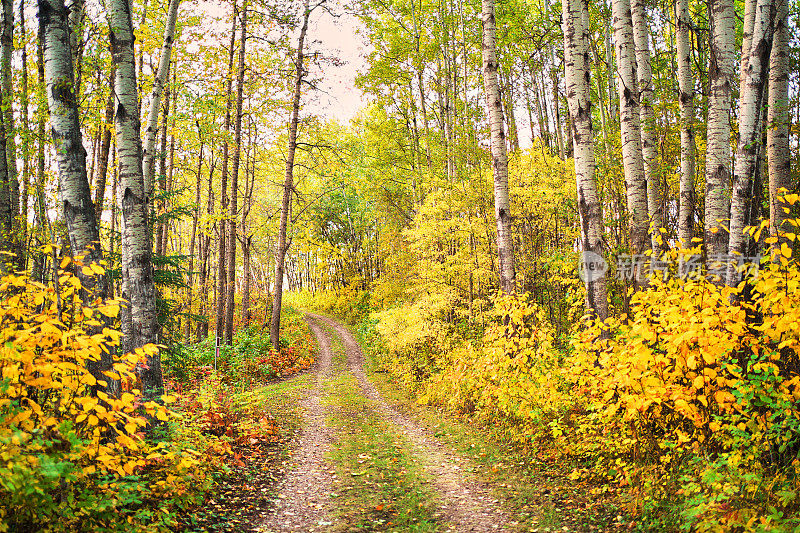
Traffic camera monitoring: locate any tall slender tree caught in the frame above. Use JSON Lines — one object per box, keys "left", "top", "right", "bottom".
{"left": 563, "top": 0, "right": 608, "bottom": 321}
{"left": 676, "top": 0, "right": 696, "bottom": 247}
{"left": 225, "top": 2, "right": 247, "bottom": 343}
{"left": 631, "top": 0, "right": 661, "bottom": 249}
{"left": 216, "top": 1, "right": 237, "bottom": 343}
{"left": 142, "top": 0, "right": 180, "bottom": 199}
{"left": 768, "top": 0, "right": 790, "bottom": 246}
{"left": 107, "top": 0, "right": 162, "bottom": 398}
{"left": 1, "top": 0, "right": 18, "bottom": 265}
{"left": 39, "top": 0, "right": 111, "bottom": 388}
{"left": 705, "top": 0, "right": 736, "bottom": 262}
{"left": 271, "top": 0, "right": 311, "bottom": 350}
{"left": 612, "top": 0, "right": 649, "bottom": 266}
{"left": 481, "top": 0, "right": 515, "bottom": 294}
{"left": 727, "top": 0, "right": 774, "bottom": 285}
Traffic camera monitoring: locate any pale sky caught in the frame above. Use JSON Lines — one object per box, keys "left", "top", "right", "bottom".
{"left": 307, "top": 6, "right": 370, "bottom": 123}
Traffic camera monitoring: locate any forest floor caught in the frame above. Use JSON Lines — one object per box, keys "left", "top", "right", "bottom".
{"left": 187, "top": 314, "right": 625, "bottom": 532}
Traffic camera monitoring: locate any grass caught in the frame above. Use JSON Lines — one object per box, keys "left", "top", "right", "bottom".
{"left": 356, "top": 329, "right": 624, "bottom": 533}
{"left": 320, "top": 324, "right": 444, "bottom": 532}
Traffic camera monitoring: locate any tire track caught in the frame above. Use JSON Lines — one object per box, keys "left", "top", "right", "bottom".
{"left": 310, "top": 313, "right": 512, "bottom": 532}
{"left": 258, "top": 316, "right": 337, "bottom": 532}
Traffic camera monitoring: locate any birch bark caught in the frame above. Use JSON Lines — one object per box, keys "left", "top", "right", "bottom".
{"left": 108, "top": 0, "right": 162, "bottom": 398}
{"left": 142, "top": 0, "right": 180, "bottom": 199}
{"left": 705, "top": 0, "right": 736, "bottom": 261}
{"left": 482, "top": 0, "right": 515, "bottom": 294}
{"left": 39, "top": 0, "right": 112, "bottom": 388}
{"left": 727, "top": 0, "right": 774, "bottom": 285}
{"left": 563, "top": 0, "right": 608, "bottom": 321}
{"left": 676, "top": 0, "right": 696, "bottom": 247}
{"left": 612, "top": 0, "right": 649, "bottom": 264}
{"left": 631, "top": 0, "right": 661, "bottom": 249}
{"left": 768, "top": 0, "right": 790, "bottom": 245}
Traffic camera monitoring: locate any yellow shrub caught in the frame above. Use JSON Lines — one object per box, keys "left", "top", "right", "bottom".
{"left": 0, "top": 269, "right": 217, "bottom": 532}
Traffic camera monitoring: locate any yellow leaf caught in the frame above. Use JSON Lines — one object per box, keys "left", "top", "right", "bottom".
{"left": 81, "top": 266, "right": 94, "bottom": 276}
{"left": 693, "top": 375, "right": 704, "bottom": 389}
{"left": 155, "top": 410, "right": 169, "bottom": 422}
{"left": 90, "top": 263, "right": 105, "bottom": 275}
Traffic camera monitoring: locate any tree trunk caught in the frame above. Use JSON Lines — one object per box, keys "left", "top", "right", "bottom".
{"left": 631, "top": 0, "right": 662, "bottom": 250}
{"left": 481, "top": 0, "right": 515, "bottom": 294}
{"left": 1, "top": 0, "right": 19, "bottom": 265}
{"left": 142, "top": 0, "right": 180, "bottom": 200}
{"left": 613, "top": 0, "right": 649, "bottom": 266}
{"left": 768, "top": 0, "right": 790, "bottom": 246}
{"left": 198, "top": 156, "right": 216, "bottom": 342}
{"left": 94, "top": 75, "right": 115, "bottom": 225}
{"left": 19, "top": 0, "right": 29, "bottom": 267}
{"left": 270, "top": 0, "right": 310, "bottom": 350}
{"left": 563, "top": 0, "right": 608, "bottom": 321}
{"left": 705, "top": 0, "right": 736, "bottom": 261}
{"left": 108, "top": 0, "right": 162, "bottom": 399}
{"left": 186, "top": 124, "right": 203, "bottom": 341}
{"left": 39, "top": 0, "right": 112, "bottom": 389}
{"left": 225, "top": 2, "right": 247, "bottom": 344}
{"left": 216, "top": 1, "right": 237, "bottom": 343}
{"left": 676, "top": 0, "right": 696, "bottom": 247}
{"left": 727, "top": 0, "right": 774, "bottom": 285}
{"left": 154, "top": 84, "right": 170, "bottom": 257}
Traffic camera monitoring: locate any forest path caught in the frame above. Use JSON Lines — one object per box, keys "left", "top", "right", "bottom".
{"left": 258, "top": 316, "right": 338, "bottom": 532}
{"left": 258, "top": 313, "right": 512, "bottom": 532}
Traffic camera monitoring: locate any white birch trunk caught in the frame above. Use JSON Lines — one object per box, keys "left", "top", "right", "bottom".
{"left": 563, "top": 0, "right": 608, "bottom": 321}
{"left": 108, "top": 0, "right": 162, "bottom": 399}
{"left": 631, "top": 0, "right": 661, "bottom": 249}
{"left": 705, "top": 0, "right": 736, "bottom": 261}
{"left": 482, "top": 0, "right": 515, "bottom": 294}
{"left": 727, "top": 0, "right": 774, "bottom": 286}
{"left": 39, "top": 0, "right": 112, "bottom": 389}
{"left": 676, "top": 0, "right": 696, "bottom": 247}
{"left": 768, "top": 0, "right": 790, "bottom": 245}
{"left": 612, "top": 0, "right": 649, "bottom": 264}
{"left": 142, "top": 0, "right": 180, "bottom": 199}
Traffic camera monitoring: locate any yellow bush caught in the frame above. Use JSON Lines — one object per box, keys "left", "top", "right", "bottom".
{"left": 0, "top": 269, "right": 218, "bottom": 532}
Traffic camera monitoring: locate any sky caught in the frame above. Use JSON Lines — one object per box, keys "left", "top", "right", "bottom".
{"left": 306, "top": 6, "right": 370, "bottom": 122}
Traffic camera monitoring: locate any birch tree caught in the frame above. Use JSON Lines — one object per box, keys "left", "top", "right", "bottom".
{"left": 705, "top": 0, "right": 736, "bottom": 261}
{"left": 482, "top": 0, "right": 515, "bottom": 294}
{"left": 727, "top": 0, "right": 774, "bottom": 285}
{"left": 631, "top": 0, "right": 661, "bottom": 249}
{"left": 563, "top": 0, "right": 608, "bottom": 321}
{"left": 768, "top": 0, "right": 790, "bottom": 245}
{"left": 107, "top": 0, "right": 162, "bottom": 398}
{"left": 39, "top": 0, "right": 112, "bottom": 388}
{"left": 271, "top": 0, "right": 311, "bottom": 350}
{"left": 612, "top": 0, "right": 649, "bottom": 264}
{"left": 142, "top": 0, "right": 180, "bottom": 199}
{"left": 676, "top": 0, "right": 696, "bottom": 247}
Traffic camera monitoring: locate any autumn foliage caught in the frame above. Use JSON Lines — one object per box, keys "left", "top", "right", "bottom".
{"left": 363, "top": 213, "right": 800, "bottom": 530}
{"left": 0, "top": 268, "right": 223, "bottom": 532}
